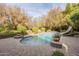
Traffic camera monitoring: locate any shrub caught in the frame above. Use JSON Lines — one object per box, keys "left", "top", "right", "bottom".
{"left": 0, "top": 31, "right": 18, "bottom": 39}
{"left": 32, "top": 27, "right": 39, "bottom": 33}
{"left": 47, "top": 29, "right": 51, "bottom": 32}
{"left": 0, "top": 28, "right": 4, "bottom": 32}
{"left": 41, "top": 27, "right": 45, "bottom": 32}
{"left": 17, "top": 24, "right": 27, "bottom": 35}
{"left": 54, "top": 32, "right": 61, "bottom": 38}
{"left": 52, "top": 50, "right": 64, "bottom": 56}
{"left": 26, "top": 30, "right": 33, "bottom": 34}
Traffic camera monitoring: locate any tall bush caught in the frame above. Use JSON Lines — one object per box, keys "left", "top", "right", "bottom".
{"left": 17, "top": 24, "right": 27, "bottom": 34}
{"left": 32, "top": 27, "right": 39, "bottom": 33}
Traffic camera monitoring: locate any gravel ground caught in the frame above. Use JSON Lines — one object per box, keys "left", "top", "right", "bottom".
{"left": 0, "top": 36, "right": 79, "bottom": 56}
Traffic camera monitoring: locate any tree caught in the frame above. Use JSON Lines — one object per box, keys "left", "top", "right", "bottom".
{"left": 65, "top": 3, "right": 79, "bottom": 31}
{"left": 44, "top": 7, "right": 68, "bottom": 31}
{"left": 70, "top": 11, "right": 79, "bottom": 31}
{"left": 0, "top": 4, "right": 29, "bottom": 31}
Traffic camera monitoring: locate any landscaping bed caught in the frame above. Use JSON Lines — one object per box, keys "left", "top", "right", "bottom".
{"left": 0, "top": 30, "right": 26, "bottom": 39}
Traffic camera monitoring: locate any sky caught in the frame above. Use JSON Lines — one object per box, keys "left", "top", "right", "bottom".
{"left": 6, "top": 3, "right": 66, "bottom": 17}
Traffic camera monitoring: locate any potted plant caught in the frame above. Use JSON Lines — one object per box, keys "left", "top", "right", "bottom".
{"left": 53, "top": 33, "right": 61, "bottom": 42}
{"left": 52, "top": 50, "right": 64, "bottom": 56}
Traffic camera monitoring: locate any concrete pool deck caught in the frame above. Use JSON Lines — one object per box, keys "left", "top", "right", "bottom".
{"left": 62, "top": 36, "right": 79, "bottom": 56}
{"left": 0, "top": 36, "right": 79, "bottom": 56}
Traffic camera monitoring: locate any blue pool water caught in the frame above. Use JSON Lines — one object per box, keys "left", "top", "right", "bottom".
{"left": 20, "top": 32, "right": 60, "bottom": 46}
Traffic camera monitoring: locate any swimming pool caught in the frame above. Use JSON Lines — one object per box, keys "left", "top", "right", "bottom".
{"left": 20, "top": 32, "right": 60, "bottom": 46}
